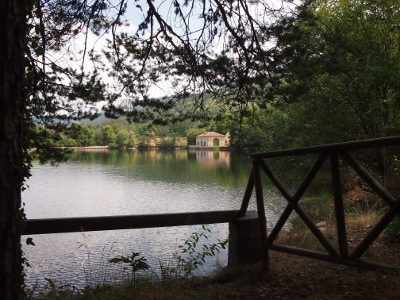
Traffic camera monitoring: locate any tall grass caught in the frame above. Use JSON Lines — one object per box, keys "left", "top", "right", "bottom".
{"left": 25, "top": 226, "right": 228, "bottom": 299}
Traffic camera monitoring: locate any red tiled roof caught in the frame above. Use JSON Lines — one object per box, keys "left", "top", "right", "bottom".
{"left": 197, "top": 131, "right": 226, "bottom": 137}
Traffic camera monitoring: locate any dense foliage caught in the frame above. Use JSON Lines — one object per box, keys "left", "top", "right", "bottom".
{"left": 268, "top": 0, "right": 400, "bottom": 145}
{"left": 34, "top": 121, "right": 191, "bottom": 148}
{"left": 210, "top": 0, "right": 400, "bottom": 150}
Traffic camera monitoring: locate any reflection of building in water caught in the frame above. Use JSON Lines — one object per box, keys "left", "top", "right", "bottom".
{"left": 141, "top": 149, "right": 188, "bottom": 161}
{"left": 194, "top": 151, "right": 231, "bottom": 168}
{"left": 195, "top": 132, "right": 230, "bottom": 147}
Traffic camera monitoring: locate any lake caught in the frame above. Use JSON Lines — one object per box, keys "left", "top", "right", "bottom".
{"left": 22, "top": 149, "right": 288, "bottom": 290}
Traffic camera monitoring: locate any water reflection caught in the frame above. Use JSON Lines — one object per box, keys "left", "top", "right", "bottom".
{"left": 191, "top": 150, "right": 231, "bottom": 169}
{"left": 65, "top": 149, "right": 249, "bottom": 188}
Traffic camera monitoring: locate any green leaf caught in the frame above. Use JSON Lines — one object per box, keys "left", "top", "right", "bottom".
{"left": 26, "top": 237, "right": 35, "bottom": 246}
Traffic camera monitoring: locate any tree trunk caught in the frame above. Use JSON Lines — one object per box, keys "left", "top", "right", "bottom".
{"left": 0, "top": 0, "right": 26, "bottom": 299}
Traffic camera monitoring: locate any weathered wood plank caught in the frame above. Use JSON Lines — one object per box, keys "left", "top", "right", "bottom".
{"left": 341, "top": 151, "right": 397, "bottom": 207}
{"left": 23, "top": 210, "right": 241, "bottom": 235}
{"left": 330, "top": 152, "right": 349, "bottom": 258}
{"left": 253, "top": 160, "right": 270, "bottom": 271}
{"left": 238, "top": 171, "right": 254, "bottom": 217}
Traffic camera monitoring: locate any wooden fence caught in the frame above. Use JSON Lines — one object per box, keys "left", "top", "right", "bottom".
{"left": 241, "top": 136, "right": 400, "bottom": 273}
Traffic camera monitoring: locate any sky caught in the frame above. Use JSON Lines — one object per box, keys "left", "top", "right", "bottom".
{"left": 48, "top": 0, "right": 299, "bottom": 111}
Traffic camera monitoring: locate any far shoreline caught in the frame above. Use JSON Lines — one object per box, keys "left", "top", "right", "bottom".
{"left": 56, "top": 145, "right": 232, "bottom": 152}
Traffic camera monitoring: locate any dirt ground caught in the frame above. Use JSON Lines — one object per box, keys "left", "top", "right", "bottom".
{"left": 199, "top": 250, "right": 400, "bottom": 300}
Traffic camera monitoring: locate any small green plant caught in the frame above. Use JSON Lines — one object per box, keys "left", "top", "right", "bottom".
{"left": 173, "top": 225, "right": 228, "bottom": 277}
{"left": 109, "top": 252, "right": 149, "bottom": 287}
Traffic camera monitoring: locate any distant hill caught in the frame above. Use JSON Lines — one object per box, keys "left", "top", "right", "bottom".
{"left": 79, "top": 92, "right": 219, "bottom": 126}
{"left": 79, "top": 112, "right": 129, "bottom": 126}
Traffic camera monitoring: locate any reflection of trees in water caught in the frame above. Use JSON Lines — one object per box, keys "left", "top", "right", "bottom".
{"left": 66, "top": 149, "right": 250, "bottom": 188}
{"left": 70, "top": 149, "right": 189, "bottom": 164}
{"left": 138, "top": 149, "right": 188, "bottom": 161}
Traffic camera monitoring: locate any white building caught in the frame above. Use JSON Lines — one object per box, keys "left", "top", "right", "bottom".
{"left": 195, "top": 131, "right": 230, "bottom": 147}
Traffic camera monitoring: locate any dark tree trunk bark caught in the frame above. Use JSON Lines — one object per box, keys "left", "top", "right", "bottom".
{"left": 0, "top": 0, "right": 26, "bottom": 299}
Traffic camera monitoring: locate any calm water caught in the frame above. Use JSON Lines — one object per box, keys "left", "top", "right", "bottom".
{"left": 22, "top": 149, "right": 287, "bottom": 290}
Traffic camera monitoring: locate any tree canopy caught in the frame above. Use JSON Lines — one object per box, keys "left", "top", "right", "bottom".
{"left": 268, "top": 0, "right": 400, "bottom": 144}
{"left": 26, "top": 0, "right": 400, "bottom": 150}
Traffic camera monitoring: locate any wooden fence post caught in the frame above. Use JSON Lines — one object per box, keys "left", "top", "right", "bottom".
{"left": 228, "top": 211, "right": 262, "bottom": 267}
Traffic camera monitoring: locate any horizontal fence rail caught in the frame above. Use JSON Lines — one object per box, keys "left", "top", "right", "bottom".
{"left": 23, "top": 210, "right": 241, "bottom": 235}
{"left": 243, "top": 136, "right": 400, "bottom": 274}
{"left": 251, "top": 136, "right": 400, "bottom": 159}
